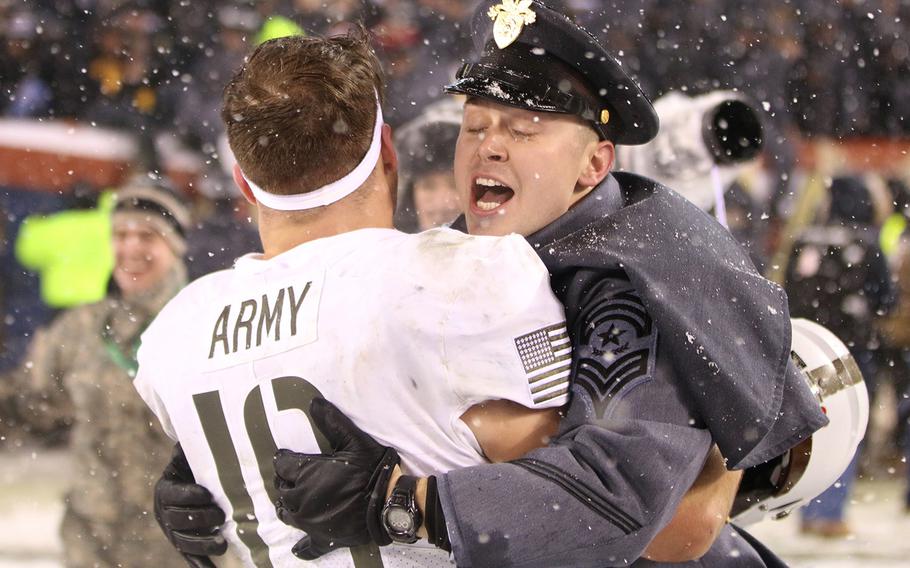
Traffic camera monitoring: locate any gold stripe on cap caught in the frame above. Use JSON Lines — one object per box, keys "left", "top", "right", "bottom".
{"left": 600, "top": 109, "right": 610, "bottom": 124}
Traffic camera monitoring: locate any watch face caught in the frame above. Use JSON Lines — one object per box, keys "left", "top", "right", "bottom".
{"left": 386, "top": 507, "right": 414, "bottom": 532}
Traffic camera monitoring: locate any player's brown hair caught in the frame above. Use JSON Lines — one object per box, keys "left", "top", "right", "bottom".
{"left": 222, "top": 28, "right": 384, "bottom": 195}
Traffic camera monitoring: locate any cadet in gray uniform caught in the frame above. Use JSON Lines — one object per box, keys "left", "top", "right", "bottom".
{"left": 1, "top": 179, "right": 189, "bottom": 568}
{"left": 155, "top": 2, "right": 827, "bottom": 566}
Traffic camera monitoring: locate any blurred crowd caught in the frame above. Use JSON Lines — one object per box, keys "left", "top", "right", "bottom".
{"left": 0, "top": 0, "right": 908, "bottom": 138}
{"left": 0, "top": 0, "right": 908, "bottom": 564}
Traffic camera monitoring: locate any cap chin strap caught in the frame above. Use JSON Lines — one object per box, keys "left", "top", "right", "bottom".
{"left": 242, "top": 100, "right": 384, "bottom": 211}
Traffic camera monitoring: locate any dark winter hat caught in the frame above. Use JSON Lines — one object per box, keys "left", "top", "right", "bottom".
{"left": 113, "top": 175, "right": 191, "bottom": 255}
{"left": 445, "top": 0, "right": 658, "bottom": 144}
{"left": 402, "top": 124, "right": 459, "bottom": 179}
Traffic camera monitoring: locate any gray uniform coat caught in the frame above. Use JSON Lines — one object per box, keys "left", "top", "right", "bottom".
{"left": 439, "top": 173, "right": 827, "bottom": 567}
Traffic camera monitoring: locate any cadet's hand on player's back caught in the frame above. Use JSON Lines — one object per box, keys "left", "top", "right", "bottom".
{"left": 155, "top": 444, "right": 227, "bottom": 568}
{"left": 273, "top": 397, "right": 400, "bottom": 559}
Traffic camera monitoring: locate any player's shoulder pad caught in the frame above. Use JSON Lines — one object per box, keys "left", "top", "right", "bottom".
{"left": 412, "top": 228, "right": 547, "bottom": 281}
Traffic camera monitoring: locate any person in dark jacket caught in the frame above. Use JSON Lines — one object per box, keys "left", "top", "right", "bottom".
{"left": 785, "top": 175, "right": 894, "bottom": 537}
{"left": 392, "top": 98, "right": 463, "bottom": 233}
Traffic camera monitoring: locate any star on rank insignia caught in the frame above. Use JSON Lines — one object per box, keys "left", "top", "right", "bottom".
{"left": 488, "top": 0, "right": 537, "bottom": 49}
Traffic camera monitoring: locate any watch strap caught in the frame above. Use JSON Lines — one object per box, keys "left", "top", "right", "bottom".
{"left": 394, "top": 474, "right": 419, "bottom": 496}
{"left": 425, "top": 476, "right": 451, "bottom": 552}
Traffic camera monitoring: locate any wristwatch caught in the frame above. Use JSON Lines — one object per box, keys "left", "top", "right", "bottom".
{"left": 381, "top": 475, "right": 422, "bottom": 544}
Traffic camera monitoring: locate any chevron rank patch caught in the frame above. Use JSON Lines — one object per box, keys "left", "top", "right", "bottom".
{"left": 514, "top": 322, "right": 572, "bottom": 404}
{"left": 575, "top": 289, "right": 657, "bottom": 419}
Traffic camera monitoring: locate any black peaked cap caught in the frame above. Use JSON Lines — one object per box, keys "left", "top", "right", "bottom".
{"left": 446, "top": 0, "right": 659, "bottom": 145}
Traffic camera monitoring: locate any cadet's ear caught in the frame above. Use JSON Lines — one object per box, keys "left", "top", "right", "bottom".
{"left": 233, "top": 164, "right": 257, "bottom": 206}
{"left": 577, "top": 138, "right": 615, "bottom": 189}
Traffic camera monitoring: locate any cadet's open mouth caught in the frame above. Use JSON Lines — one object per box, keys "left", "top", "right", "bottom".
{"left": 472, "top": 176, "right": 515, "bottom": 213}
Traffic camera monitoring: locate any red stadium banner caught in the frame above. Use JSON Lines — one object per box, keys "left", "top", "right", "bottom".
{"left": 794, "top": 137, "right": 910, "bottom": 173}
{"left": 0, "top": 119, "right": 201, "bottom": 193}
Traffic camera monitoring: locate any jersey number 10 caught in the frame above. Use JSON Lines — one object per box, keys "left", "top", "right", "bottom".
{"left": 192, "top": 375, "right": 383, "bottom": 568}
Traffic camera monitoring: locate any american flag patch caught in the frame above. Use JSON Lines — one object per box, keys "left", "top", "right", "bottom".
{"left": 514, "top": 322, "right": 572, "bottom": 404}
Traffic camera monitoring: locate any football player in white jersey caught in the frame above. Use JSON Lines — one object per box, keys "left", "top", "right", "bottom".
{"left": 134, "top": 31, "right": 572, "bottom": 568}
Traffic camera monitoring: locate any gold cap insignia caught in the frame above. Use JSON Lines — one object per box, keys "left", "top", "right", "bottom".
{"left": 488, "top": 0, "right": 537, "bottom": 50}
{"left": 600, "top": 109, "right": 610, "bottom": 124}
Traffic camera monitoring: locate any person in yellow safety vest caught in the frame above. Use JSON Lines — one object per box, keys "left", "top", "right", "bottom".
{"left": 15, "top": 188, "right": 116, "bottom": 309}
{"left": 255, "top": 14, "right": 305, "bottom": 45}
{"left": 881, "top": 178, "right": 909, "bottom": 258}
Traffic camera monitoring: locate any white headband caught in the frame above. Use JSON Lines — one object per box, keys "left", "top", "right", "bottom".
{"left": 242, "top": 100, "right": 384, "bottom": 211}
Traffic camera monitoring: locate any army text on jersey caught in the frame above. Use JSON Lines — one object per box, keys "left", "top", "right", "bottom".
{"left": 208, "top": 283, "right": 311, "bottom": 358}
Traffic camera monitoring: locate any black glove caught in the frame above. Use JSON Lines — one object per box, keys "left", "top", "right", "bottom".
{"left": 273, "top": 397, "right": 400, "bottom": 560}
{"left": 155, "top": 443, "right": 228, "bottom": 568}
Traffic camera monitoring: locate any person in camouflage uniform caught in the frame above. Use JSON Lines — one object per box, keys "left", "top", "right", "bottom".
{"left": 1, "top": 177, "right": 191, "bottom": 567}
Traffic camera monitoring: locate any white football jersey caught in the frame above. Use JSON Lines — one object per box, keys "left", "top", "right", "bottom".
{"left": 135, "top": 227, "right": 571, "bottom": 568}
